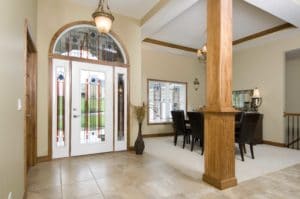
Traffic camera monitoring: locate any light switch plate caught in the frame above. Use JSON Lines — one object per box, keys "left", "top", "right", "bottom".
{"left": 17, "top": 98, "right": 22, "bottom": 111}
{"left": 8, "top": 192, "right": 12, "bottom": 199}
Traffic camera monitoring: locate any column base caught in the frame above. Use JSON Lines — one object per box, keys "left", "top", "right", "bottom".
{"left": 203, "top": 174, "right": 237, "bottom": 190}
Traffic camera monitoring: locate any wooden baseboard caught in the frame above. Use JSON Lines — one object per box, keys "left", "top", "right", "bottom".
{"left": 128, "top": 146, "right": 135, "bottom": 151}
{"left": 143, "top": 132, "right": 174, "bottom": 138}
{"left": 263, "top": 140, "right": 286, "bottom": 147}
{"left": 203, "top": 174, "right": 237, "bottom": 190}
{"left": 37, "top": 155, "right": 51, "bottom": 163}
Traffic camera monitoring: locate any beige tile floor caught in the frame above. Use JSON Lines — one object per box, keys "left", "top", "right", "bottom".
{"left": 26, "top": 152, "right": 300, "bottom": 199}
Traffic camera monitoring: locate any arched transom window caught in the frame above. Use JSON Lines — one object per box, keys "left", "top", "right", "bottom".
{"left": 53, "top": 25, "right": 126, "bottom": 64}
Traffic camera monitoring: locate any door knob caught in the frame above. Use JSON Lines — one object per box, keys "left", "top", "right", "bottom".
{"left": 73, "top": 115, "right": 81, "bottom": 118}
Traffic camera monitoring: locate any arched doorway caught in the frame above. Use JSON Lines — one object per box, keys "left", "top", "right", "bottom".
{"left": 49, "top": 21, "right": 129, "bottom": 158}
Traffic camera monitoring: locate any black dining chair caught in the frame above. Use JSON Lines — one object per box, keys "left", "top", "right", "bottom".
{"left": 171, "top": 110, "right": 191, "bottom": 149}
{"left": 187, "top": 112, "right": 204, "bottom": 155}
{"left": 235, "top": 112, "right": 260, "bottom": 161}
{"left": 235, "top": 111, "right": 245, "bottom": 153}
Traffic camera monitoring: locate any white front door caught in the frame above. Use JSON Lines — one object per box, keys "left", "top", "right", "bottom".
{"left": 71, "top": 61, "right": 113, "bottom": 156}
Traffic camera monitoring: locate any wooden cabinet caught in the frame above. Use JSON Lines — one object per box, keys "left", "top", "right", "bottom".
{"left": 254, "top": 113, "right": 263, "bottom": 144}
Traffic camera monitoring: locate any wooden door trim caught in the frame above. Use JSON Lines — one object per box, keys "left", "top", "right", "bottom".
{"left": 24, "top": 18, "right": 37, "bottom": 193}
{"left": 47, "top": 21, "right": 132, "bottom": 160}
{"left": 48, "top": 60, "right": 131, "bottom": 159}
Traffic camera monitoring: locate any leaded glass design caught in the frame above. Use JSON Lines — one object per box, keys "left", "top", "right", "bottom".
{"left": 117, "top": 74, "right": 125, "bottom": 141}
{"left": 80, "top": 70, "right": 106, "bottom": 144}
{"left": 56, "top": 67, "right": 65, "bottom": 147}
{"left": 54, "top": 26, "right": 125, "bottom": 63}
{"left": 148, "top": 80, "right": 186, "bottom": 124}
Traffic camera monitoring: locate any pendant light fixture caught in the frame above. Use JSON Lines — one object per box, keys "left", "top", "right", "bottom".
{"left": 197, "top": 28, "right": 207, "bottom": 62}
{"left": 92, "top": 0, "right": 114, "bottom": 34}
{"left": 197, "top": 44, "right": 207, "bottom": 62}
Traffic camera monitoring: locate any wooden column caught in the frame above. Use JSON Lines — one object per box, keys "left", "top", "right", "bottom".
{"left": 202, "top": 0, "right": 237, "bottom": 190}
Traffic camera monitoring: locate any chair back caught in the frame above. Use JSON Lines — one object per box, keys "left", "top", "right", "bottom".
{"left": 235, "top": 112, "right": 244, "bottom": 123}
{"left": 239, "top": 113, "right": 260, "bottom": 143}
{"left": 187, "top": 112, "right": 204, "bottom": 139}
{"left": 171, "top": 110, "right": 186, "bottom": 135}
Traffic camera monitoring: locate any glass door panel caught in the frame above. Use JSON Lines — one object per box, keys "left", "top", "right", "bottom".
{"left": 71, "top": 61, "right": 113, "bottom": 156}
{"left": 52, "top": 59, "right": 70, "bottom": 158}
{"left": 80, "top": 70, "right": 105, "bottom": 144}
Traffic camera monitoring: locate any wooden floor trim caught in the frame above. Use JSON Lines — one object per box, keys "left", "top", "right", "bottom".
{"left": 143, "top": 132, "right": 174, "bottom": 138}
{"left": 263, "top": 140, "right": 286, "bottom": 148}
{"left": 37, "top": 155, "right": 52, "bottom": 163}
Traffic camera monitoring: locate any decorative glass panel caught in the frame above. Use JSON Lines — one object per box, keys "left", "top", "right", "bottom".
{"left": 117, "top": 74, "right": 125, "bottom": 141}
{"left": 80, "top": 70, "right": 106, "bottom": 144}
{"left": 56, "top": 67, "right": 65, "bottom": 147}
{"left": 54, "top": 26, "right": 125, "bottom": 63}
{"left": 148, "top": 80, "right": 187, "bottom": 124}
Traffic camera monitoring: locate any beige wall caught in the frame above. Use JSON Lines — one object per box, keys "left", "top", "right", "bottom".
{"left": 141, "top": 46, "right": 205, "bottom": 135}
{"left": 0, "top": 0, "right": 37, "bottom": 198}
{"left": 233, "top": 31, "right": 300, "bottom": 144}
{"left": 286, "top": 57, "right": 300, "bottom": 112}
{"left": 37, "top": 0, "right": 142, "bottom": 156}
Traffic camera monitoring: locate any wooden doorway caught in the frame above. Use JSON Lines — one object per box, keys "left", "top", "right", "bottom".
{"left": 24, "top": 21, "right": 37, "bottom": 174}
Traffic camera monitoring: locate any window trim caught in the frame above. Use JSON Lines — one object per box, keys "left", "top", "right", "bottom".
{"left": 52, "top": 24, "right": 127, "bottom": 64}
{"left": 147, "top": 78, "right": 188, "bottom": 125}
{"left": 48, "top": 21, "right": 130, "bottom": 66}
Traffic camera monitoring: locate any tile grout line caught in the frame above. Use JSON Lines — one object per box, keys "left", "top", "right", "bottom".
{"left": 87, "top": 159, "right": 106, "bottom": 199}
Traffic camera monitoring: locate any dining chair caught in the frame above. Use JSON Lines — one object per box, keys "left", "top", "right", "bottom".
{"left": 187, "top": 112, "right": 204, "bottom": 155}
{"left": 235, "top": 112, "right": 260, "bottom": 161}
{"left": 235, "top": 112, "right": 246, "bottom": 153}
{"left": 171, "top": 110, "right": 191, "bottom": 149}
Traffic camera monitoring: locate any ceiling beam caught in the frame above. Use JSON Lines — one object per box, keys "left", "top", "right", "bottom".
{"left": 144, "top": 23, "right": 296, "bottom": 53}
{"left": 143, "top": 38, "right": 198, "bottom": 53}
{"left": 141, "top": 0, "right": 199, "bottom": 40}
{"left": 141, "top": 0, "right": 171, "bottom": 26}
{"left": 233, "top": 23, "right": 295, "bottom": 45}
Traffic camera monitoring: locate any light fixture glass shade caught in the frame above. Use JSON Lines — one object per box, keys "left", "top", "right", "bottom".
{"left": 252, "top": 88, "right": 260, "bottom": 98}
{"left": 92, "top": 0, "right": 114, "bottom": 33}
{"left": 202, "top": 44, "right": 207, "bottom": 53}
{"left": 94, "top": 15, "right": 113, "bottom": 33}
{"left": 197, "top": 44, "right": 207, "bottom": 62}
{"left": 197, "top": 49, "right": 203, "bottom": 57}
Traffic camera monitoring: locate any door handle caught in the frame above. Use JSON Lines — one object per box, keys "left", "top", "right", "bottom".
{"left": 73, "top": 115, "right": 81, "bottom": 118}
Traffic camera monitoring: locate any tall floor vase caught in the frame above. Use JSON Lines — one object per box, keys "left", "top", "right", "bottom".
{"left": 134, "top": 122, "right": 145, "bottom": 155}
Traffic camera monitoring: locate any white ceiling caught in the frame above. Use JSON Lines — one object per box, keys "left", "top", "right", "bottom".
{"left": 244, "top": 0, "right": 300, "bottom": 27}
{"left": 71, "top": 0, "right": 159, "bottom": 19}
{"left": 149, "top": 0, "right": 286, "bottom": 49}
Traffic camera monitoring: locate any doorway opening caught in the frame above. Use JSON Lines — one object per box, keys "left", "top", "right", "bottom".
{"left": 50, "top": 22, "right": 129, "bottom": 158}
{"left": 24, "top": 21, "right": 37, "bottom": 174}
{"left": 285, "top": 48, "right": 300, "bottom": 149}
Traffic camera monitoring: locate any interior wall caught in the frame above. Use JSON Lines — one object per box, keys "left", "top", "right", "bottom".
{"left": 37, "top": 0, "right": 142, "bottom": 156}
{"left": 142, "top": 45, "right": 205, "bottom": 135}
{"left": 233, "top": 31, "right": 300, "bottom": 144}
{"left": 0, "top": 0, "right": 37, "bottom": 198}
{"left": 285, "top": 56, "right": 300, "bottom": 112}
